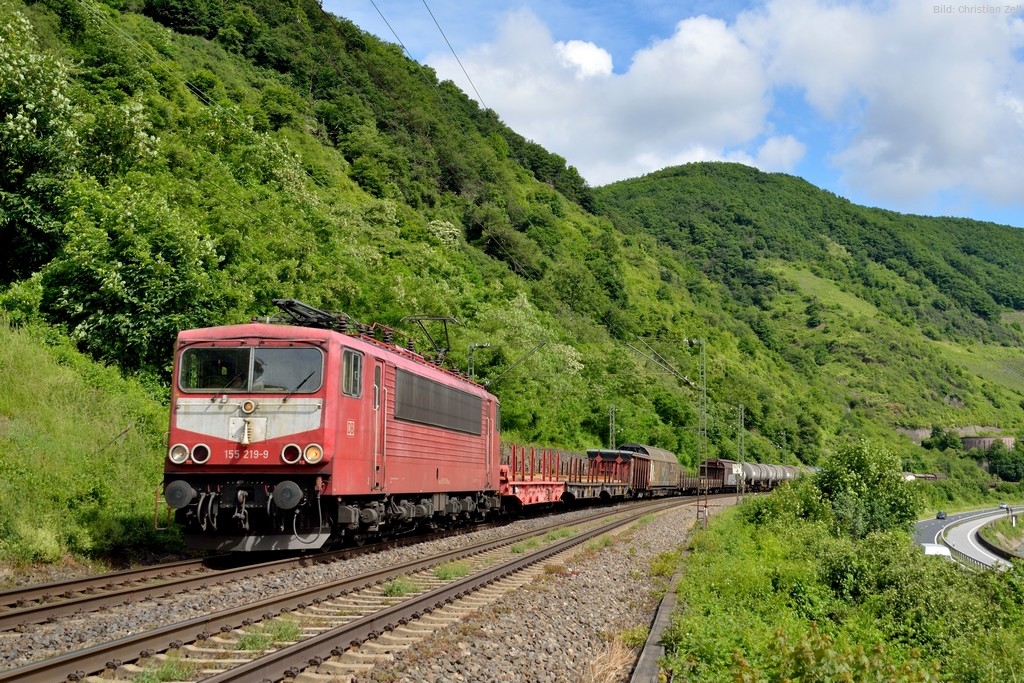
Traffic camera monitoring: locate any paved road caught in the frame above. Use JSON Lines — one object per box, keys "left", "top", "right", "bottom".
{"left": 915, "top": 507, "right": 1016, "bottom": 569}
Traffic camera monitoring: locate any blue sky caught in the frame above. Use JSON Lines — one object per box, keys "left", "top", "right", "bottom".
{"left": 325, "top": 1, "right": 1024, "bottom": 228}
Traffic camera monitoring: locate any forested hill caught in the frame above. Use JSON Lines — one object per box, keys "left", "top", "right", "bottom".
{"left": 596, "top": 163, "right": 1024, "bottom": 338}
{"left": 5, "top": 0, "right": 1024, "bottom": 472}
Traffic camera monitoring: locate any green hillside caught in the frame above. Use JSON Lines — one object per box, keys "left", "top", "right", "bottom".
{"left": 2, "top": 0, "right": 1024, "bottom": 562}
{"left": 595, "top": 163, "right": 1024, "bottom": 436}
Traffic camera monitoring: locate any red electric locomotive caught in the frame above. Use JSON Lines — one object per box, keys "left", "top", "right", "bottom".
{"left": 162, "top": 300, "right": 501, "bottom": 551}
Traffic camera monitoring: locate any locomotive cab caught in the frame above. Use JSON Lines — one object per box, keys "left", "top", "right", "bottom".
{"left": 164, "top": 334, "right": 335, "bottom": 551}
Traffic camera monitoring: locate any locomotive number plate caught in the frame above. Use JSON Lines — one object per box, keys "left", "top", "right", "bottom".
{"left": 225, "top": 449, "right": 270, "bottom": 460}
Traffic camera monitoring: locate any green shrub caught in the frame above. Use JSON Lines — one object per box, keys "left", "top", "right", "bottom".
{"left": 732, "top": 623, "right": 941, "bottom": 683}
{"left": 663, "top": 492, "right": 1024, "bottom": 682}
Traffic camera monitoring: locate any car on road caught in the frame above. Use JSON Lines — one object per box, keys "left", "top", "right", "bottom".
{"left": 936, "top": 510, "right": 947, "bottom": 519}
{"left": 999, "top": 502, "right": 1009, "bottom": 510}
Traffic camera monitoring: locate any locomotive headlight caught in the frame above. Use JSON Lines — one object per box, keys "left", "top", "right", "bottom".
{"left": 241, "top": 399, "right": 257, "bottom": 414}
{"left": 303, "top": 444, "right": 324, "bottom": 464}
{"left": 282, "top": 443, "right": 302, "bottom": 465}
{"left": 191, "top": 443, "right": 211, "bottom": 464}
{"left": 168, "top": 444, "right": 189, "bottom": 464}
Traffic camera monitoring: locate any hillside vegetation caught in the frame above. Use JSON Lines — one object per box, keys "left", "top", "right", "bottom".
{"left": 0, "top": 320, "right": 172, "bottom": 562}
{"left": 665, "top": 442, "right": 1024, "bottom": 682}
{"left": 2, "top": 0, "right": 1024, "bottom": 562}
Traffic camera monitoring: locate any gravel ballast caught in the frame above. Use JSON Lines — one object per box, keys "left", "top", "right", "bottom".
{"left": 351, "top": 501, "right": 728, "bottom": 683}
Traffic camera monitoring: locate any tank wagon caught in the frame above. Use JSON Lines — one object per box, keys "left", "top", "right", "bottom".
{"left": 161, "top": 300, "right": 803, "bottom": 551}
{"left": 701, "top": 458, "right": 805, "bottom": 492}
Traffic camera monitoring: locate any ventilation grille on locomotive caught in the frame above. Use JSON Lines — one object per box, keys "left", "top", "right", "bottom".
{"left": 394, "top": 368, "right": 483, "bottom": 435}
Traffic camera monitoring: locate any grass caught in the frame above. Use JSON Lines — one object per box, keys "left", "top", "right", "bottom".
{"left": 650, "top": 549, "right": 683, "bottom": 578}
{"left": 631, "top": 514, "right": 655, "bottom": 529}
{"left": 586, "top": 536, "right": 615, "bottom": 551}
{"left": 930, "top": 340, "right": 1024, "bottom": 395}
{"left": 580, "top": 634, "right": 635, "bottom": 683}
{"left": 433, "top": 561, "right": 471, "bottom": 580}
{"left": 510, "top": 528, "right": 576, "bottom": 554}
{"left": 133, "top": 652, "right": 199, "bottom": 683}
{"left": 767, "top": 262, "right": 879, "bottom": 318}
{"left": 570, "top": 535, "right": 617, "bottom": 563}
{"left": 510, "top": 538, "right": 541, "bottom": 554}
{"left": 381, "top": 577, "right": 419, "bottom": 597}
{"left": 979, "top": 517, "right": 1024, "bottom": 554}
{"left": 0, "top": 321, "right": 174, "bottom": 564}
{"left": 234, "top": 619, "right": 302, "bottom": 651}
{"left": 619, "top": 625, "right": 650, "bottom": 649}
{"left": 1002, "top": 310, "right": 1024, "bottom": 326}
{"left": 543, "top": 527, "right": 576, "bottom": 542}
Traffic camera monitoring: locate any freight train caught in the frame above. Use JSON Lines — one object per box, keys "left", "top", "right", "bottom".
{"left": 160, "top": 300, "right": 796, "bottom": 551}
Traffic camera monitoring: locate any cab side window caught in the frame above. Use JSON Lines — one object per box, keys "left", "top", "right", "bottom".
{"left": 342, "top": 349, "right": 363, "bottom": 397}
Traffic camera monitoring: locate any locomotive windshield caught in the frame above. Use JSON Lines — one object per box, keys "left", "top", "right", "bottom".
{"left": 179, "top": 346, "right": 323, "bottom": 393}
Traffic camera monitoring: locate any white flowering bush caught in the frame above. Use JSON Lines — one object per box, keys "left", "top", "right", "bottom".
{"left": 0, "top": 11, "right": 78, "bottom": 163}
{"left": 39, "top": 176, "right": 230, "bottom": 370}
{"left": 82, "top": 99, "right": 159, "bottom": 181}
{"left": 0, "top": 8, "right": 79, "bottom": 280}
{"left": 427, "top": 219, "right": 462, "bottom": 248}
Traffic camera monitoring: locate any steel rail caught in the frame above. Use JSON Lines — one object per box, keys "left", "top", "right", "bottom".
{"left": 0, "top": 522, "right": 507, "bottom": 633}
{"left": 0, "top": 558, "right": 207, "bottom": 609}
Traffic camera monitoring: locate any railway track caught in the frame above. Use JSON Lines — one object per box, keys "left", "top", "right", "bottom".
{"left": 0, "top": 557, "right": 207, "bottom": 611}
{"left": 1, "top": 497, "right": 693, "bottom": 683}
{"left": 0, "top": 521, "right": 512, "bottom": 634}
{"left": 0, "top": 558, "right": 212, "bottom": 633}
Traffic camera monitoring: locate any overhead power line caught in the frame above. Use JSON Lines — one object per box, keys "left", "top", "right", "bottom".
{"left": 419, "top": 0, "right": 488, "bottom": 109}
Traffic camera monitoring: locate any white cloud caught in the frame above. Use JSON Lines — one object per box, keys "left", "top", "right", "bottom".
{"left": 617, "top": 16, "right": 768, "bottom": 145}
{"left": 737, "top": 0, "right": 1024, "bottom": 206}
{"left": 755, "top": 135, "right": 805, "bottom": 170}
{"left": 419, "top": 0, "right": 1024, "bottom": 217}
{"left": 735, "top": 1, "right": 876, "bottom": 118}
{"left": 427, "top": 10, "right": 771, "bottom": 185}
{"left": 555, "top": 40, "right": 613, "bottom": 79}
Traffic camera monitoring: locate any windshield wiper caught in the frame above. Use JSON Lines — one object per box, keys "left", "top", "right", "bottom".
{"left": 222, "top": 370, "right": 247, "bottom": 389}
{"left": 283, "top": 371, "right": 316, "bottom": 402}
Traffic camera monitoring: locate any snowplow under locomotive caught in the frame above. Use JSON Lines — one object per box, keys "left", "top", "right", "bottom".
{"left": 161, "top": 300, "right": 800, "bottom": 551}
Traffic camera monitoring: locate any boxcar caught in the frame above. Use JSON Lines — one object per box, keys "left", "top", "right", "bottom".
{"left": 619, "top": 443, "right": 684, "bottom": 495}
